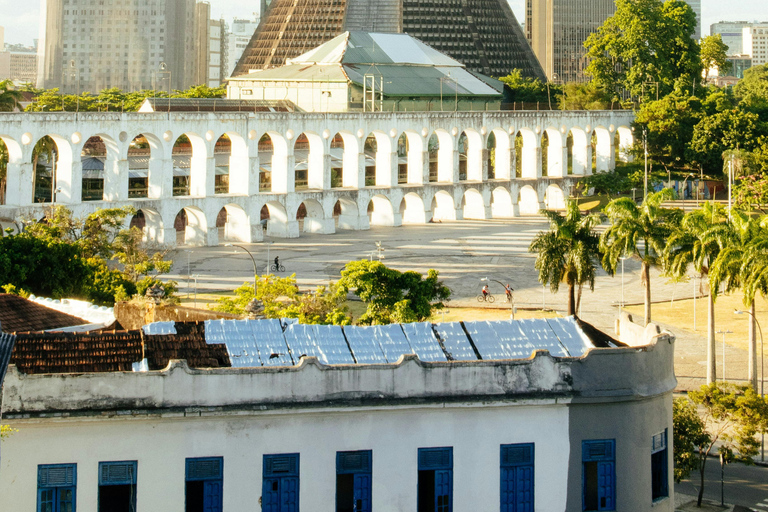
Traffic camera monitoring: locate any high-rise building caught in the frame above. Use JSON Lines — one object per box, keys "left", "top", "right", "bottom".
{"left": 743, "top": 24, "right": 768, "bottom": 67}
{"left": 38, "top": 0, "right": 199, "bottom": 92}
{"left": 711, "top": 21, "right": 752, "bottom": 55}
{"left": 208, "top": 19, "right": 226, "bottom": 87}
{"left": 232, "top": 0, "right": 544, "bottom": 80}
{"left": 525, "top": 0, "right": 615, "bottom": 83}
{"left": 686, "top": 0, "right": 702, "bottom": 40}
{"left": 226, "top": 18, "right": 260, "bottom": 78}
{"left": 0, "top": 26, "right": 38, "bottom": 86}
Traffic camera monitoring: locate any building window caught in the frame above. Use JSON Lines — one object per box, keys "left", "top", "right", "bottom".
{"left": 500, "top": 444, "right": 534, "bottom": 511}
{"left": 418, "top": 447, "right": 452, "bottom": 512}
{"left": 336, "top": 450, "right": 372, "bottom": 512}
{"left": 651, "top": 430, "right": 668, "bottom": 501}
{"left": 582, "top": 440, "right": 615, "bottom": 511}
{"left": 262, "top": 453, "right": 299, "bottom": 512}
{"left": 98, "top": 461, "right": 137, "bottom": 512}
{"left": 38, "top": 464, "right": 76, "bottom": 512}
{"left": 186, "top": 457, "right": 223, "bottom": 512}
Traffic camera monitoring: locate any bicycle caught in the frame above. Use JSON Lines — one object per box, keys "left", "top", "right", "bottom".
{"left": 476, "top": 293, "right": 495, "bottom": 303}
{"left": 270, "top": 264, "right": 286, "bottom": 272}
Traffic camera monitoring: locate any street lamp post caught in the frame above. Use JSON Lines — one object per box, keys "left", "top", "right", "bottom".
{"left": 735, "top": 308, "right": 765, "bottom": 462}
{"left": 620, "top": 256, "right": 629, "bottom": 307}
{"left": 225, "top": 243, "right": 258, "bottom": 291}
{"left": 191, "top": 274, "right": 200, "bottom": 307}
{"left": 716, "top": 330, "right": 733, "bottom": 381}
{"left": 69, "top": 60, "right": 80, "bottom": 112}
{"left": 158, "top": 62, "right": 172, "bottom": 109}
{"left": 265, "top": 241, "right": 274, "bottom": 274}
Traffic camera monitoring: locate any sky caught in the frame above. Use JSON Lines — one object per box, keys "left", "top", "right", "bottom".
{"left": 1, "top": 0, "right": 767, "bottom": 47}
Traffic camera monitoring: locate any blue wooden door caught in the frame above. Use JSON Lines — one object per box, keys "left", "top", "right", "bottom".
{"left": 281, "top": 476, "right": 299, "bottom": 512}
{"left": 38, "top": 489, "right": 54, "bottom": 512}
{"left": 515, "top": 466, "right": 533, "bottom": 512}
{"left": 353, "top": 473, "right": 372, "bottom": 512}
{"left": 500, "top": 467, "right": 514, "bottom": 512}
{"left": 262, "top": 478, "right": 281, "bottom": 512}
{"left": 59, "top": 488, "right": 75, "bottom": 512}
{"left": 204, "top": 480, "right": 223, "bottom": 512}
{"left": 435, "top": 469, "right": 452, "bottom": 512}
{"left": 597, "top": 462, "right": 615, "bottom": 510}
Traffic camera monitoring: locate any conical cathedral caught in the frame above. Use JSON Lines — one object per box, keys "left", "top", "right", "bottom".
{"left": 232, "top": 0, "right": 545, "bottom": 80}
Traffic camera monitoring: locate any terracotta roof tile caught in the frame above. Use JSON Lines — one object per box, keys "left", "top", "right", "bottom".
{"left": 0, "top": 294, "right": 89, "bottom": 333}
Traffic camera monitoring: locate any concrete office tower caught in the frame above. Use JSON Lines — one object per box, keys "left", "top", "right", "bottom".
{"left": 743, "top": 24, "right": 768, "bottom": 67}
{"left": 711, "top": 21, "right": 752, "bottom": 55}
{"left": 232, "top": 0, "right": 544, "bottom": 80}
{"left": 525, "top": 0, "right": 616, "bottom": 82}
{"left": 37, "top": 0, "right": 198, "bottom": 92}
{"left": 226, "top": 18, "right": 260, "bottom": 78}
{"left": 686, "top": 0, "right": 701, "bottom": 40}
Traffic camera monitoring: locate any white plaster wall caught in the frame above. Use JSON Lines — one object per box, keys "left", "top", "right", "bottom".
{"left": 0, "top": 402, "right": 570, "bottom": 512}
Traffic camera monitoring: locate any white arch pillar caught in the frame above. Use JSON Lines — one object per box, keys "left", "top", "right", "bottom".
{"left": 103, "top": 157, "right": 127, "bottom": 201}
{"left": 273, "top": 146, "right": 294, "bottom": 194}
{"left": 547, "top": 133, "right": 567, "bottom": 178}
{"left": 148, "top": 154, "right": 173, "bottom": 199}
{"left": 56, "top": 154, "right": 81, "bottom": 205}
{"left": 5, "top": 161, "right": 33, "bottom": 207}
{"left": 190, "top": 153, "right": 215, "bottom": 197}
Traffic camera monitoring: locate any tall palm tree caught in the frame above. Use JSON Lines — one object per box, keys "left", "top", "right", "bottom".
{"left": 665, "top": 202, "right": 729, "bottom": 384}
{"left": 529, "top": 200, "right": 601, "bottom": 316}
{"left": 601, "top": 189, "right": 681, "bottom": 325}
{"left": 710, "top": 210, "right": 768, "bottom": 389}
{"left": 0, "top": 80, "right": 22, "bottom": 112}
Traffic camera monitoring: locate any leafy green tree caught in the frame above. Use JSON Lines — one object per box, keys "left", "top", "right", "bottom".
{"left": 601, "top": 189, "right": 681, "bottom": 325}
{"left": 498, "top": 69, "right": 553, "bottom": 104}
{"left": 734, "top": 64, "right": 768, "bottom": 116}
{"left": 700, "top": 34, "right": 731, "bottom": 81}
{"left": 687, "top": 383, "right": 768, "bottom": 507}
{"left": 672, "top": 397, "right": 709, "bottom": 484}
{"left": 82, "top": 257, "right": 138, "bottom": 305}
{"left": 559, "top": 82, "right": 611, "bottom": 110}
{"left": 529, "top": 200, "right": 601, "bottom": 315}
{"left": 0, "top": 79, "right": 22, "bottom": 111}
{"left": 664, "top": 202, "right": 729, "bottom": 383}
{"left": 111, "top": 226, "right": 173, "bottom": 282}
{"left": 688, "top": 109, "right": 767, "bottom": 172}
{"left": 338, "top": 260, "right": 450, "bottom": 325}
{"left": 579, "top": 170, "right": 631, "bottom": 195}
{"left": 175, "top": 84, "right": 226, "bottom": 98}
{"left": 584, "top": 0, "right": 701, "bottom": 98}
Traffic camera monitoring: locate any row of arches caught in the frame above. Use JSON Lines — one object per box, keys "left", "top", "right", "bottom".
{"left": 125, "top": 184, "right": 567, "bottom": 246}
{"left": 0, "top": 125, "right": 632, "bottom": 206}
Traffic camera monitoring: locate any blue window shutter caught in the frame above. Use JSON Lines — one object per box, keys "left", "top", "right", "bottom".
{"left": 597, "top": 461, "right": 615, "bottom": 511}
{"left": 353, "top": 473, "right": 372, "bottom": 512}
{"left": 99, "top": 461, "right": 137, "bottom": 486}
{"left": 280, "top": 476, "right": 299, "bottom": 512}
{"left": 186, "top": 457, "right": 224, "bottom": 481}
{"left": 39, "top": 464, "right": 77, "bottom": 488}
{"left": 264, "top": 453, "right": 299, "bottom": 477}
{"left": 38, "top": 464, "right": 77, "bottom": 512}
{"left": 337, "top": 450, "right": 372, "bottom": 474}
{"left": 435, "top": 469, "right": 452, "bottom": 512}
{"left": 262, "top": 478, "right": 281, "bottom": 512}
{"left": 203, "top": 480, "right": 223, "bottom": 512}
{"left": 418, "top": 447, "right": 453, "bottom": 470}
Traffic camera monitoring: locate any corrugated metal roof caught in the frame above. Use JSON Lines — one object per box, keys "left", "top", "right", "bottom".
{"left": 235, "top": 63, "right": 349, "bottom": 82}
{"left": 0, "top": 332, "right": 16, "bottom": 385}
{"left": 344, "top": 64, "right": 501, "bottom": 97}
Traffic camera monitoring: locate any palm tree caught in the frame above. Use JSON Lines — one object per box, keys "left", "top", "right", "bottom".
{"left": 529, "top": 200, "right": 601, "bottom": 316}
{"left": 710, "top": 210, "right": 768, "bottom": 390}
{"left": 0, "top": 79, "right": 22, "bottom": 112}
{"left": 665, "top": 202, "right": 729, "bottom": 384}
{"left": 601, "top": 189, "right": 681, "bottom": 325}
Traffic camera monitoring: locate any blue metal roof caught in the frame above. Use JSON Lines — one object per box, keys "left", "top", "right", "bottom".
{"left": 0, "top": 333, "right": 17, "bottom": 386}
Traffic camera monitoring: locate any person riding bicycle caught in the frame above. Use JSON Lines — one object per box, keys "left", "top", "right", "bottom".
{"left": 504, "top": 284, "right": 513, "bottom": 302}
{"left": 274, "top": 256, "right": 280, "bottom": 270}
{"left": 482, "top": 284, "right": 489, "bottom": 299}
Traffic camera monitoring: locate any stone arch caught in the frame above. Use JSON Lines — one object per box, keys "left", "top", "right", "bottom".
{"left": 517, "top": 128, "right": 539, "bottom": 179}
{"left": 130, "top": 208, "right": 164, "bottom": 243}
{"left": 31, "top": 134, "right": 72, "bottom": 204}
{"left": 262, "top": 131, "right": 289, "bottom": 193}
{"left": 395, "top": 133, "right": 411, "bottom": 185}
{"left": 127, "top": 133, "right": 161, "bottom": 199}
{"left": 544, "top": 127, "right": 565, "bottom": 178}
{"left": 545, "top": 184, "right": 566, "bottom": 210}
{"left": 294, "top": 198, "right": 329, "bottom": 234}
{"left": 367, "top": 194, "right": 396, "bottom": 226}
{"left": 172, "top": 134, "right": 194, "bottom": 197}
{"left": 432, "top": 130, "right": 454, "bottom": 182}
{"left": 329, "top": 133, "right": 345, "bottom": 188}
{"left": 260, "top": 200, "right": 291, "bottom": 238}
{"left": 462, "top": 188, "right": 487, "bottom": 219}
{"left": 569, "top": 128, "right": 589, "bottom": 175}
{"left": 80, "top": 135, "right": 111, "bottom": 201}
{"left": 491, "top": 186, "right": 514, "bottom": 218}
{"left": 616, "top": 126, "right": 634, "bottom": 163}
{"left": 294, "top": 131, "right": 324, "bottom": 190}
{"left": 519, "top": 185, "right": 542, "bottom": 215}
{"left": 459, "top": 129, "right": 483, "bottom": 181}
{"left": 487, "top": 129, "right": 511, "bottom": 180}
{"left": 174, "top": 206, "right": 208, "bottom": 246}
{"left": 431, "top": 190, "right": 457, "bottom": 221}
{"left": 216, "top": 204, "right": 251, "bottom": 243}
{"left": 332, "top": 197, "right": 360, "bottom": 230}
{"left": 400, "top": 192, "right": 429, "bottom": 224}
{"left": 213, "top": 132, "right": 247, "bottom": 195}
{"left": 593, "top": 126, "right": 613, "bottom": 172}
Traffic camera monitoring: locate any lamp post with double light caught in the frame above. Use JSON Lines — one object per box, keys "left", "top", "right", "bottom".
{"left": 225, "top": 243, "right": 258, "bottom": 292}
{"left": 734, "top": 308, "right": 764, "bottom": 462}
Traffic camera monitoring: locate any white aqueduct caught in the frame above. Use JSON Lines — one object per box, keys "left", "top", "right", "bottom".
{"left": 0, "top": 110, "right": 634, "bottom": 246}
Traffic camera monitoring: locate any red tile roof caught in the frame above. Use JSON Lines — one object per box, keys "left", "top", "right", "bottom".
{"left": 0, "top": 294, "right": 89, "bottom": 333}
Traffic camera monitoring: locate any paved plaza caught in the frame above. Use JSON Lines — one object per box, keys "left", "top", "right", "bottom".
{"left": 168, "top": 217, "right": 762, "bottom": 391}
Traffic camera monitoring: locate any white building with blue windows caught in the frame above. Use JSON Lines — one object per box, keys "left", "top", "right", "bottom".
{"left": 0, "top": 313, "right": 675, "bottom": 512}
